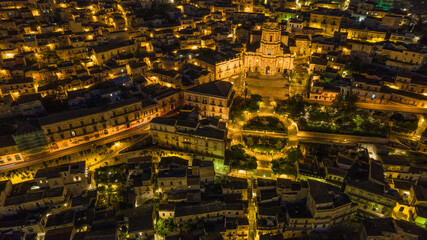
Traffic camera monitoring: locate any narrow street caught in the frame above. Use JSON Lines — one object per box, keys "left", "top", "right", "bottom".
{"left": 248, "top": 178, "right": 257, "bottom": 240}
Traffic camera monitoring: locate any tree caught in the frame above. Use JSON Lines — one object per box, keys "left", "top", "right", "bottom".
{"left": 286, "top": 146, "right": 302, "bottom": 163}
{"left": 272, "top": 158, "right": 297, "bottom": 176}
{"left": 248, "top": 94, "right": 262, "bottom": 112}
{"left": 157, "top": 218, "right": 178, "bottom": 237}
{"left": 285, "top": 94, "right": 305, "bottom": 119}
{"left": 229, "top": 144, "right": 257, "bottom": 171}
{"left": 118, "top": 225, "right": 128, "bottom": 240}
{"left": 242, "top": 156, "right": 257, "bottom": 171}
{"left": 332, "top": 92, "right": 358, "bottom": 115}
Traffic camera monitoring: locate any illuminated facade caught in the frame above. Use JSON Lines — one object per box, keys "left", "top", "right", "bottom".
{"left": 39, "top": 99, "right": 160, "bottom": 151}
{"left": 244, "top": 22, "right": 294, "bottom": 75}
{"left": 150, "top": 117, "right": 227, "bottom": 158}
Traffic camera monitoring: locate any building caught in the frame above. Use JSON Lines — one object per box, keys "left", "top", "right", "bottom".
{"left": 127, "top": 157, "right": 154, "bottom": 206}
{"left": 0, "top": 135, "right": 24, "bottom": 166}
{"left": 244, "top": 22, "right": 294, "bottom": 75}
{"left": 1, "top": 183, "right": 68, "bottom": 215}
{"left": 193, "top": 50, "right": 241, "bottom": 82}
{"left": 34, "top": 161, "right": 88, "bottom": 196}
{"left": 340, "top": 27, "right": 387, "bottom": 43}
{"left": 184, "top": 81, "right": 234, "bottom": 120}
{"left": 38, "top": 98, "right": 159, "bottom": 151}
{"left": 146, "top": 68, "right": 183, "bottom": 89}
{"left": 344, "top": 162, "right": 401, "bottom": 218}
{"left": 284, "top": 180, "right": 357, "bottom": 238}
{"left": 360, "top": 218, "right": 427, "bottom": 240}
{"left": 150, "top": 116, "right": 227, "bottom": 158}
{"left": 158, "top": 157, "right": 188, "bottom": 194}
{"left": 309, "top": 9, "right": 346, "bottom": 37}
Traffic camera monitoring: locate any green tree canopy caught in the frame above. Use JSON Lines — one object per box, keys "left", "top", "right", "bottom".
{"left": 157, "top": 218, "right": 178, "bottom": 237}
{"left": 332, "top": 91, "right": 358, "bottom": 115}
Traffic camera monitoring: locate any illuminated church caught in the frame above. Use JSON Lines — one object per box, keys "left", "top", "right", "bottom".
{"left": 244, "top": 22, "right": 294, "bottom": 75}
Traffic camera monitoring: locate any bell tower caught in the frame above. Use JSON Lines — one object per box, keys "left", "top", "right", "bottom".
{"left": 259, "top": 22, "right": 281, "bottom": 57}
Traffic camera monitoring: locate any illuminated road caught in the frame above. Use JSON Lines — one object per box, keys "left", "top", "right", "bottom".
{"left": 305, "top": 99, "right": 427, "bottom": 114}
{"left": 248, "top": 179, "right": 257, "bottom": 240}
{"left": 298, "top": 131, "right": 389, "bottom": 144}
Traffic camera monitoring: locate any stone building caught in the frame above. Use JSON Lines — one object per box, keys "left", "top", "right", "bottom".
{"left": 244, "top": 22, "right": 294, "bottom": 76}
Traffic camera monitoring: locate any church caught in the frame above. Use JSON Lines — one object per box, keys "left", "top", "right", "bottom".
{"left": 244, "top": 22, "right": 294, "bottom": 75}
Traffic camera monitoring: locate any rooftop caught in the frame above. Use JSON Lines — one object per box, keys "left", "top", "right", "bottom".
{"left": 186, "top": 80, "right": 233, "bottom": 98}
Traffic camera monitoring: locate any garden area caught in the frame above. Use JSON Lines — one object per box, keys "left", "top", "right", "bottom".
{"left": 390, "top": 113, "right": 419, "bottom": 134}
{"left": 227, "top": 144, "right": 257, "bottom": 171}
{"left": 229, "top": 94, "right": 262, "bottom": 121}
{"left": 156, "top": 218, "right": 204, "bottom": 237}
{"left": 94, "top": 163, "right": 127, "bottom": 207}
{"left": 271, "top": 147, "right": 302, "bottom": 176}
{"left": 274, "top": 93, "right": 421, "bottom": 138}
{"left": 243, "top": 135, "right": 288, "bottom": 154}
{"left": 294, "top": 93, "right": 390, "bottom": 137}
{"left": 243, "top": 116, "right": 288, "bottom": 133}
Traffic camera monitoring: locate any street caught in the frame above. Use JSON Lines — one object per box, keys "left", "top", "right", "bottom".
{"left": 305, "top": 99, "right": 427, "bottom": 114}
{"left": 298, "top": 131, "right": 389, "bottom": 144}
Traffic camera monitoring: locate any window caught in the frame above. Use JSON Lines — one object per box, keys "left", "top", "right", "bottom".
{"left": 268, "top": 49, "right": 271, "bottom": 55}
{"left": 270, "top": 36, "right": 273, "bottom": 41}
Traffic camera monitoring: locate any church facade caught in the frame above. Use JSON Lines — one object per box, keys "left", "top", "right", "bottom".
{"left": 244, "top": 22, "right": 294, "bottom": 75}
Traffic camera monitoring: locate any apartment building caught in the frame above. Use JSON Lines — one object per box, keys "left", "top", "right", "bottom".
{"left": 173, "top": 201, "right": 245, "bottom": 223}
{"left": 0, "top": 135, "right": 24, "bottom": 166}
{"left": 146, "top": 68, "right": 182, "bottom": 89}
{"left": 309, "top": 9, "right": 346, "bottom": 36}
{"left": 194, "top": 50, "right": 241, "bottom": 82}
{"left": 221, "top": 217, "right": 249, "bottom": 240}
{"left": 284, "top": 180, "right": 357, "bottom": 238}
{"left": 345, "top": 177, "right": 400, "bottom": 218}
{"left": 380, "top": 43, "right": 427, "bottom": 71}
{"left": 306, "top": 180, "right": 357, "bottom": 229}
{"left": 276, "top": 178, "right": 308, "bottom": 203}
{"left": 38, "top": 98, "right": 159, "bottom": 151}
{"left": 308, "top": 82, "right": 341, "bottom": 101}
{"left": 127, "top": 157, "right": 154, "bottom": 206}
{"left": 340, "top": 27, "right": 387, "bottom": 43}
{"left": 158, "top": 157, "right": 189, "bottom": 194}
{"left": 91, "top": 40, "right": 138, "bottom": 65}
{"left": 0, "top": 77, "right": 36, "bottom": 97}
{"left": 1, "top": 183, "right": 68, "bottom": 216}
{"left": 150, "top": 116, "right": 227, "bottom": 158}
{"left": 360, "top": 218, "right": 427, "bottom": 240}
{"left": 185, "top": 81, "right": 234, "bottom": 120}
{"left": 34, "top": 161, "right": 88, "bottom": 196}
{"left": 351, "top": 75, "right": 391, "bottom": 103}
{"left": 382, "top": 74, "right": 427, "bottom": 95}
